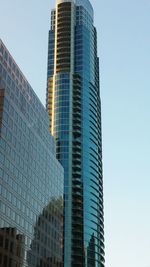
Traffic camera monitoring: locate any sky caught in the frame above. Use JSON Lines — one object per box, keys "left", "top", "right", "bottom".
{"left": 0, "top": 0, "right": 150, "bottom": 267}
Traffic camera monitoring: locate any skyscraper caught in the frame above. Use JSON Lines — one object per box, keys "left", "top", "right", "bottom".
{"left": 46, "top": 0, "right": 105, "bottom": 266}
{"left": 0, "top": 39, "right": 64, "bottom": 267}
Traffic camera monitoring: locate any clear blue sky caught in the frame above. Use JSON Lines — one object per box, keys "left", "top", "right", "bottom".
{"left": 0, "top": 1, "right": 150, "bottom": 267}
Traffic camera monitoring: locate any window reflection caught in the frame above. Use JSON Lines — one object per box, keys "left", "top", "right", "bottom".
{"left": 0, "top": 227, "right": 25, "bottom": 267}
{"left": 27, "top": 197, "right": 63, "bottom": 267}
{"left": 87, "top": 233, "right": 96, "bottom": 267}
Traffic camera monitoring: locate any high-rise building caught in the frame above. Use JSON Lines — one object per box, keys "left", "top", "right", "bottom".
{"left": 46, "top": 0, "right": 105, "bottom": 266}
{"left": 0, "top": 39, "right": 64, "bottom": 267}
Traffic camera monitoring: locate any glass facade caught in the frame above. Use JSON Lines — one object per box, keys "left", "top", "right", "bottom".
{"left": 0, "top": 39, "right": 64, "bottom": 267}
{"left": 47, "top": 0, "right": 105, "bottom": 266}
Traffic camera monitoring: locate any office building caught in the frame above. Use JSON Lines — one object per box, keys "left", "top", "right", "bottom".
{"left": 0, "top": 39, "right": 64, "bottom": 267}
{"left": 46, "top": 0, "right": 105, "bottom": 266}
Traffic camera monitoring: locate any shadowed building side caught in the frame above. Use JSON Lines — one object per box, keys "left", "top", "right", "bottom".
{"left": 0, "top": 39, "right": 64, "bottom": 267}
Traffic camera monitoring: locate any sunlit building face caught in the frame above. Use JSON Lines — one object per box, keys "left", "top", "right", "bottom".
{"left": 46, "top": 1, "right": 105, "bottom": 266}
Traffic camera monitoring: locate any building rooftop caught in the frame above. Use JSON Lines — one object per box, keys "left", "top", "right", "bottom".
{"left": 56, "top": 0, "right": 93, "bottom": 19}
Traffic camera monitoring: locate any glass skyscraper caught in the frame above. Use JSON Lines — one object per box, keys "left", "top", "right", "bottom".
{"left": 46, "top": 0, "right": 105, "bottom": 266}
{"left": 0, "top": 39, "right": 64, "bottom": 267}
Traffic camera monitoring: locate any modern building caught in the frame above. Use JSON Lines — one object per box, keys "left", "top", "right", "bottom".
{"left": 0, "top": 39, "right": 64, "bottom": 267}
{"left": 46, "top": 0, "right": 105, "bottom": 266}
